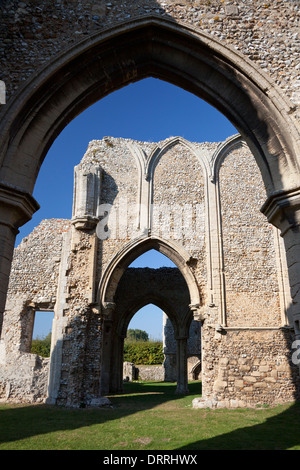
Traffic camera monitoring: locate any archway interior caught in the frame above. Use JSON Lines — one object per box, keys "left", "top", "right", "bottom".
{"left": 116, "top": 247, "right": 198, "bottom": 390}
{"left": 127, "top": 250, "right": 176, "bottom": 342}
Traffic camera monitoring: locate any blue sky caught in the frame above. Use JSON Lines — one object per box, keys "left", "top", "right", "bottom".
{"left": 24, "top": 77, "right": 236, "bottom": 340}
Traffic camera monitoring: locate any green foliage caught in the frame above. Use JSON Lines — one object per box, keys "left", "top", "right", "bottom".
{"left": 31, "top": 332, "right": 51, "bottom": 357}
{"left": 124, "top": 340, "right": 164, "bottom": 365}
{"left": 126, "top": 329, "right": 149, "bottom": 342}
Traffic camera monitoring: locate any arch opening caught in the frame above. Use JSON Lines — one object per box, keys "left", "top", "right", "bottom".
{"left": 99, "top": 235, "right": 201, "bottom": 313}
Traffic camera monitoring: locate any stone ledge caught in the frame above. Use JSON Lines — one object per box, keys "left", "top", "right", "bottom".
{"left": 192, "top": 396, "right": 263, "bottom": 410}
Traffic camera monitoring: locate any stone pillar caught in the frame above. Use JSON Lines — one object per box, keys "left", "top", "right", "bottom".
{"left": 109, "top": 335, "right": 125, "bottom": 393}
{"left": 0, "top": 184, "right": 39, "bottom": 328}
{"left": 72, "top": 163, "right": 102, "bottom": 230}
{"left": 175, "top": 336, "right": 189, "bottom": 394}
{"left": 261, "top": 188, "right": 300, "bottom": 341}
{"left": 100, "top": 318, "right": 113, "bottom": 395}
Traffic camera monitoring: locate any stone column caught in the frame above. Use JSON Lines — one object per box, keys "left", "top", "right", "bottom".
{"left": 261, "top": 188, "right": 300, "bottom": 342}
{"left": 99, "top": 302, "right": 116, "bottom": 394}
{"left": 100, "top": 318, "right": 113, "bottom": 395}
{"left": 0, "top": 184, "right": 39, "bottom": 329}
{"left": 175, "top": 336, "right": 189, "bottom": 394}
{"left": 109, "top": 335, "right": 125, "bottom": 393}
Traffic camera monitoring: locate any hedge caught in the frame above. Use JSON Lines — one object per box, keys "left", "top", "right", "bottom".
{"left": 31, "top": 333, "right": 51, "bottom": 357}
{"left": 123, "top": 341, "right": 164, "bottom": 365}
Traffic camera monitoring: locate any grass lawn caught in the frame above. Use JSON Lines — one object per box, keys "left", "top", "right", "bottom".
{"left": 0, "top": 381, "right": 300, "bottom": 450}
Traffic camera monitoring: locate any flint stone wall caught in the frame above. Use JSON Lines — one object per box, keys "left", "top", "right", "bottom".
{"left": 0, "top": 135, "right": 296, "bottom": 407}
{"left": 1, "top": 0, "right": 299, "bottom": 113}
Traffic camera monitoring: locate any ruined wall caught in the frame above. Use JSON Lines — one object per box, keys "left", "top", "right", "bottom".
{"left": 1, "top": 1, "right": 299, "bottom": 112}
{"left": 152, "top": 142, "right": 210, "bottom": 302}
{"left": 0, "top": 136, "right": 296, "bottom": 407}
{"left": 2, "top": 218, "right": 71, "bottom": 356}
{"left": 0, "top": 0, "right": 299, "bottom": 408}
{"left": 0, "top": 219, "right": 71, "bottom": 403}
{"left": 6, "top": 219, "right": 71, "bottom": 307}
{"left": 82, "top": 137, "right": 141, "bottom": 282}
{"left": 196, "top": 326, "right": 299, "bottom": 409}
{"left": 218, "top": 145, "right": 282, "bottom": 327}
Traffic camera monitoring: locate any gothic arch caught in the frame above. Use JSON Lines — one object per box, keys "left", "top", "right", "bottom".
{"left": 145, "top": 136, "right": 210, "bottom": 181}
{"left": 210, "top": 134, "right": 249, "bottom": 184}
{"left": 118, "top": 296, "right": 177, "bottom": 338}
{"left": 117, "top": 293, "right": 192, "bottom": 340}
{"left": 103, "top": 263, "right": 193, "bottom": 394}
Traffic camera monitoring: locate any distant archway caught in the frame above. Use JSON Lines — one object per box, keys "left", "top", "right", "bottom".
{"left": 100, "top": 240, "right": 197, "bottom": 394}
{"left": 0, "top": 15, "right": 300, "bottom": 323}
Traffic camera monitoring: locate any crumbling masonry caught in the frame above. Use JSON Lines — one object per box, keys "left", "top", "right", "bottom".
{"left": 0, "top": 135, "right": 299, "bottom": 408}
{"left": 1, "top": 0, "right": 300, "bottom": 410}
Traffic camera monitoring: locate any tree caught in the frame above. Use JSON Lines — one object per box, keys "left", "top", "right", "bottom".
{"left": 31, "top": 332, "right": 52, "bottom": 357}
{"left": 126, "top": 329, "right": 149, "bottom": 342}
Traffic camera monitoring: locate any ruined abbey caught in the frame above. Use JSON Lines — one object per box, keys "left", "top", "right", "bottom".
{"left": 0, "top": 134, "right": 299, "bottom": 408}
{"left": 0, "top": 0, "right": 300, "bottom": 410}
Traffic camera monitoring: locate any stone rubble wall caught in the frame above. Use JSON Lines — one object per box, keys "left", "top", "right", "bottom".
{"left": 6, "top": 218, "right": 72, "bottom": 307}
{"left": 219, "top": 145, "right": 282, "bottom": 327}
{"left": 84, "top": 137, "right": 217, "bottom": 302}
{"left": 0, "top": 219, "right": 71, "bottom": 403}
{"left": 1, "top": 1, "right": 299, "bottom": 113}
{"left": 136, "top": 365, "right": 165, "bottom": 382}
{"left": 196, "top": 326, "right": 300, "bottom": 409}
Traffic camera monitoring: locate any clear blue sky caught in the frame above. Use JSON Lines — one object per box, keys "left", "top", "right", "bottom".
{"left": 22, "top": 77, "right": 236, "bottom": 340}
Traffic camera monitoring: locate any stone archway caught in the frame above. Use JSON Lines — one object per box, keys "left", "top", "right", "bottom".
{"left": 1, "top": 17, "right": 299, "bottom": 196}
{"left": 0, "top": 14, "right": 300, "bottom": 399}
{"left": 101, "top": 259, "right": 195, "bottom": 395}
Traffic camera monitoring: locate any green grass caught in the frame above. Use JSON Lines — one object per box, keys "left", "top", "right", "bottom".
{"left": 0, "top": 381, "right": 300, "bottom": 450}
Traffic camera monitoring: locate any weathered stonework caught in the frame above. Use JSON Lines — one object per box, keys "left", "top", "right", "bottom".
{"left": 1, "top": 134, "right": 299, "bottom": 408}
{"left": 1, "top": 1, "right": 299, "bottom": 108}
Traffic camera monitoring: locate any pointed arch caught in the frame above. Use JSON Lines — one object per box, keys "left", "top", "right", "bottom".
{"left": 98, "top": 235, "right": 201, "bottom": 311}
{"left": 0, "top": 16, "right": 299, "bottom": 196}
{"left": 117, "top": 295, "right": 184, "bottom": 339}
{"left": 0, "top": 14, "right": 300, "bottom": 319}
{"left": 145, "top": 136, "right": 210, "bottom": 181}
{"left": 210, "top": 134, "right": 249, "bottom": 184}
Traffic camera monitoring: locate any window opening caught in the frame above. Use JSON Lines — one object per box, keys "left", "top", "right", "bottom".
{"left": 30, "top": 311, "right": 54, "bottom": 357}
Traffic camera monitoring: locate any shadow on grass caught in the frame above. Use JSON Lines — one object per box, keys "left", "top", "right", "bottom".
{"left": 0, "top": 382, "right": 200, "bottom": 447}
{"left": 1, "top": 381, "right": 300, "bottom": 450}
{"left": 178, "top": 401, "right": 300, "bottom": 451}
{"left": 107, "top": 381, "right": 202, "bottom": 410}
